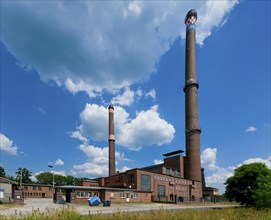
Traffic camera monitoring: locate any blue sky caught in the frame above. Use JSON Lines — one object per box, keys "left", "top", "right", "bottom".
{"left": 0, "top": 1, "right": 270, "bottom": 193}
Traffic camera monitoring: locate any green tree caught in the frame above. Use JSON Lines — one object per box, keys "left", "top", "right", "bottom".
{"left": 15, "top": 167, "right": 32, "bottom": 183}
{"left": 225, "top": 162, "right": 271, "bottom": 208}
{"left": 252, "top": 174, "right": 271, "bottom": 209}
{"left": 0, "top": 166, "right": 6, "bottom": 177}
{"left": 36, "top": 172, "right": 53, "bottom": 184}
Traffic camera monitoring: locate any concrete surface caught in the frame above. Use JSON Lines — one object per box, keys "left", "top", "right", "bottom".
{"left": 0, "top": 198, "right": 241, "bottom": 216}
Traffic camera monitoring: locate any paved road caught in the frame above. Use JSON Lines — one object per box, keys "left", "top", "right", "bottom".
{"left": 0, "top": 198, "right": 240, "bottom": 216}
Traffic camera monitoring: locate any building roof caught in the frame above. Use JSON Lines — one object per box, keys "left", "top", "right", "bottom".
{"left": 55, "top": 185, "right": 152, "bottom": 193}
{"left": 163, "top": 150, "right": 184, "bottom": 157}
{"left": 0, "top": 177, "right": 18, "bottom": 185}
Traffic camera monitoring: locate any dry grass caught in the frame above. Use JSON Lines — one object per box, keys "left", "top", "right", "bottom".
{"left": 0, "top": 207, "right": 271, "bottom": 220}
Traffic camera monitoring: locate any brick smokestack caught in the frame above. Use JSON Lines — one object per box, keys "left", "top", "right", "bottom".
{"left": 108, "top": 105, "right": 116, "bottom": 176}
{"left": 184, "top": 9, "right": 201, "bottom": 182}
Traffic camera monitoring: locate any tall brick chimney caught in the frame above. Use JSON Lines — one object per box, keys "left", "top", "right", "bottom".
{"left": 108, "top": 105, "right": 116, "bottom": 176}
{"left": 183, "top": 9, "right": 201, "bottom": 182}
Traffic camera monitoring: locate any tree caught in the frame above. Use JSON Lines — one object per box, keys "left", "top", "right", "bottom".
{"left": 225, "top": 162, "right": 271, "bottom": 208}
{"left": 252, "top": 173, "right": 271, "bottom": 209}
{"left": 35, "top": 172, "right": 53, "bottom": 185}
{"left": 15, "top": 167, "right": 32, "bottom": 183}
{"left": 0, "top": 166, "right": 6, "bottom": 177}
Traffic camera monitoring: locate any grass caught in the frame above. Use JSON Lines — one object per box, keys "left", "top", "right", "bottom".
{"left": 0, "top": 207, "right": 270, "bottom": 220}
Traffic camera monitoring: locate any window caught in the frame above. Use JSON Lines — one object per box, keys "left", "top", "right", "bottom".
{"left": 94, "top": 192, "right": 99, "bottom": 196}
{"left": 166, "top": 168, "right": 170, "bottom": 175}
{"left": 76, "top": 192, "right": 85, "bottom": 198}
{"left": 33, "top": 186, "right": 37, "bottom": 190}
{"left": 128, "top": 174, "right": 135, "bottom": 183}
{"left": 140, "top": 174, "right": 151, "bottom": 191}
{"left": 85, "top": 192, "right": 89, "bottom": 198}
{"left": 38, "top": 186, "right": 42, "bottom": 191}
{"left": 158, "top": 185, "right": 166, "bottom": 198}
{"left": 120, "top": 192, "right": 125, "bottom": 198}
{"left": 133, "top": 193, "right": 138, "bottom": 198}
{"left": 76, "top": 192, "right": 81, "bottom": 198}
{"left": 24, "top": 186, "right": 28, "bottom": 190}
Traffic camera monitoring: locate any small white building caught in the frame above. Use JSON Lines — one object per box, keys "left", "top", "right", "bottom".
{"left": 0, "top": 177, "right": 22, "bottom": 203}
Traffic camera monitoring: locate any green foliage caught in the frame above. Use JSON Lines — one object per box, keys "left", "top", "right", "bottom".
{"left": 225, "top": 162, "right": 271, "bottom": 208}
{"left": 15, "top": 167, "right": 32, "bottom": 183}
{"left": 0, "top": 166, "right": 6, "bottom": 177}
{"left": 35, "top": 172, "right": 79, "bottom": 186}
{"left": 253, "top": 174, "right": 271, "bottom": 209}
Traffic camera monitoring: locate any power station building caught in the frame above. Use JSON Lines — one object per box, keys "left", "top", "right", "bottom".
{"left": 96, "top": 9, "right": 202, "bottom": 203}
{"left": 54, "top": 9, "right": 204, "bottom": 204}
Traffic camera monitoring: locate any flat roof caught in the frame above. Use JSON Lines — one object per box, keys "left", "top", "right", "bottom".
{"left": 55, "top": 185, "right": 151, "bottom": 193}
{"left": 163, "top": 149, "right": 184, "bottom": 157}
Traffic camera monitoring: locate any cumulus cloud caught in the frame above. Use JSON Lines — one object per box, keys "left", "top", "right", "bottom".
{"left": 146, "top": 89, "right": 156, "bottom": 101}
{"left": 245, "top": 126, "right": 257, "bottom": 132}
{"left": 72, "top": 104, "right": 175, "bottom": 150}
{"left": 0, "top": 133, "right": 19, "bottom": 156}
{"left": 55, "top": 159, "right": 64, "bottom": 166}
{"left": 112, "top": 87, "right": 135, "bottom": 106}
{"left": 201, "top": 147, "right": 219, "bottom": 170}
{"left": 73, "top": 144, "right": 127, "bottom": 176}
{"left": 154, "top": 159, "right": 163, "bottom": 165}
{"left": 242, "top": 156, "right": 271, "bottom": 169}
{"left": 202, "top": 147, "right": 271, "bottom": 193}
{"left": 1, "top": 1, "right": 238, "bottom": 97}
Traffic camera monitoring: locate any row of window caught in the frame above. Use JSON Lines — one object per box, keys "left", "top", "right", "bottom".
{"left": 76, "top": 191, "right": 99, "bottom": 198}
{"left": 169, "top": 185, "right": 189, "bottom": 191}
{"left": 24, "top": 192, "right": 46, "bottom": 196}
{"left": 166, "top": 168, "right": 181, "bottom": 177}
{"left": 154, "top": 175, "right": 192, "bottom": 185}
{"left": 24, "top": 186, "right": 52, "bottom": 191}
{"left": 119, "top": 192, "right": 139, "bottom": 199}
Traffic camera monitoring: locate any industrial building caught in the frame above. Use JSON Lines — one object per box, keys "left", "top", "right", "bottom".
{"left": 54, "top": 9, "right": 205, "bottom": 204}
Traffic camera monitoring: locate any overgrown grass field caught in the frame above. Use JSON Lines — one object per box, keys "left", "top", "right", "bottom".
{"left": 1, "top": 207, "right": 270, "bottom": 220}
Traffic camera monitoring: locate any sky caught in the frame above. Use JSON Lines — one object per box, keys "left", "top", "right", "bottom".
{"left": 0, "top": 0, "right": 270, "bottom": 194}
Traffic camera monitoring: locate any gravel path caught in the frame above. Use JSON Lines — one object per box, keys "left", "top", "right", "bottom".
{"left": 0, "top": 198, "right": 240, "bottom": 217}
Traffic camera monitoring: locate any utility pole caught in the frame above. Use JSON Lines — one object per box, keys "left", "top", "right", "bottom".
{"left": 20, "top": 168, "right": 23, "bottom": 190}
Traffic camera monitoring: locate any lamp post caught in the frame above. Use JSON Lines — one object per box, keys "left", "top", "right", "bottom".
{"left": 48, "top": 165, "right": 55, "bottom": 189}
{"left": 48, "top": 164, "right": 55, "bottom": 201}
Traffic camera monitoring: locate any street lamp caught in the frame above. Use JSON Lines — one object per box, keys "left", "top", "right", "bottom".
{"left": 48, "top": 165, "right": 55, "bottom": 189}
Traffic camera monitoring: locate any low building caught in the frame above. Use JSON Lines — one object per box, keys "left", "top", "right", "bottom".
{"left": 0, "top": 177, "right": 23, "bottom": 204}
{"left": 201, "top": 168, "right": 219, "bottom": 202}
{"left": 22, "top": 183, "right": 53, "bottom": 198}
{"left": 54, "top": 185, "right": 152, "bottom": 204}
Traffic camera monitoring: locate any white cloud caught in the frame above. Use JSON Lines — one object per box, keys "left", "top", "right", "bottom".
{"left": 38, "top": 107, "right": 46, "bottom": 114}
{"left": 0, "top": 133, "right": 19, "bottom": 156}
{"left": 154, "top": 159, "right": 163, "bottom": 165}
{"left": 73, "top": 144, "right": 127, "bottom": 176}
{"left": 70, "top": 130, "right": 88, "bottom": 144}
{"left": 112, "top": 87, "right": 135, "bottom": 106}
{"left": 146, "top": 89, "right": 156, "bottom": 101}
{"left": 245, "top": 126, "right": 257, "bottom": 132}
{"left": 202, "top": 147, "right": 271, "bottom": 193}
{"left": 72, "top": 104, "right": 175, "bottom": 150}
{"left": 1, "top": 1, "right": 238, "bottom": 97}
{"left": 242, "top": 156, "right": 271, "bottom": 169}
{"left": 201, "top": 147, "right": 219, "bottom": 170}
{"left": 55, "top": 159, "right": 64, "bottom": 166}
{"left": 118, "top": 166, "right": 131, "bottom": 173}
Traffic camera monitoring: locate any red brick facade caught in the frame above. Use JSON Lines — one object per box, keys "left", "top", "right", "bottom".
{"left": 22, "top": 184, "right": 53, "bottom": 198}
